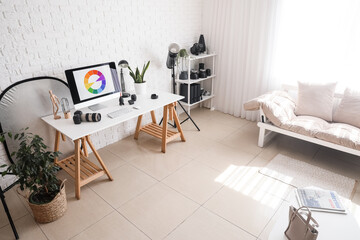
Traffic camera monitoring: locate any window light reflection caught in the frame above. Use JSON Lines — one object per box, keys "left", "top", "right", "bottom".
{"left": 215, "top": 164, "right": 292, "bottom": 209}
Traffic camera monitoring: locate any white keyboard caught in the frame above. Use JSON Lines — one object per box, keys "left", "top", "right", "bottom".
{"left": 107, "top": 108, "right": 132, "bottom": 119}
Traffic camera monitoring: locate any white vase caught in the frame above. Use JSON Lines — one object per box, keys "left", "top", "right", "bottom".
{"left": 134, "top": 82, "right": 147, "bottom": 95}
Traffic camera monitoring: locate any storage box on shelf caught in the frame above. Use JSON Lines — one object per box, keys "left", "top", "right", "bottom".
{"left": 176, "top": 53, "right": 216, "bottom": 114}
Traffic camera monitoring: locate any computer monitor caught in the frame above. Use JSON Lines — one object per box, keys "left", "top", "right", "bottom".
{"left": 65, "top": 62, "right": 121, "bottom": 110}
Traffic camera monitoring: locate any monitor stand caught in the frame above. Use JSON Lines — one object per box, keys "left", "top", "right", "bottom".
{"left": 88, "top": 104, "right": 107, "bottom": 111}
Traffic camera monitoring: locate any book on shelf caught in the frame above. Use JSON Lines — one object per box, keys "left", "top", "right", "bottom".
{"left": 295, "top": 188, "right": 347, "bottom": 214}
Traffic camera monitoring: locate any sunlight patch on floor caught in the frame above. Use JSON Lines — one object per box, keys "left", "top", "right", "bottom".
{"left": 215, "top": 164, "right": 290, "bottom": 209}
{"left": 349, "top": 201, "right": 360, "bottom": 227}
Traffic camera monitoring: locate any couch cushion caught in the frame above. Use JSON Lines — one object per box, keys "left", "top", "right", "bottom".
{"left": 316, "top": 123, "right": 360, "bottom": 150}
{"left": 333, "top": 88, "right": 360, "bottom": 128}
{"left": 295, "top": 82, "right": 337, "bottom": 122}
{"left": 243, "top": 90, "right": 296, "bottom": 126}
{"left": 282, "top": 116, "right": 329, "bottom": 137}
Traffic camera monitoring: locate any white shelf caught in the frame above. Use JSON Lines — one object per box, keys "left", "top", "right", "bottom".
{"left": 179, "top": 95, "right": 215, "bottom": 107}
{"left": 175, "top": 75, "right": 216, "bottom": 84}
{"left": 188, "top": 53, "right": 217, "bottom": 60}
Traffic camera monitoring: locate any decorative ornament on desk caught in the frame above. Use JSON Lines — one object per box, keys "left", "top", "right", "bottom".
{"left": 61, "top": 98, "right": 71, "bottom": 119}
{"left": 128, "top": 60, "right": 150, "bottom": 95}
{"left": 49, "top": 90, "right": 61, "bottom": 120}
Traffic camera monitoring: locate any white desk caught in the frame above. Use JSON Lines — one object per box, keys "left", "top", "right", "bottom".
{"left": 42, "top": 91, "right": 185, "bottom": 199}
{"left": 269, "top": 191, "right": 360, "bottom": 240}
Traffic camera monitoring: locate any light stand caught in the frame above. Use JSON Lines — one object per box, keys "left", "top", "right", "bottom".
{"left": 159, "top": 43, "right": 200, "bottom": 131}
{"left": 118, "top": 60, "right": 130, "bottom": 98}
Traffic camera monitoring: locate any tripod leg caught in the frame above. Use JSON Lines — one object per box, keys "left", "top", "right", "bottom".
{"left": 177, "top": 101, "right": 200, "bottom": 131}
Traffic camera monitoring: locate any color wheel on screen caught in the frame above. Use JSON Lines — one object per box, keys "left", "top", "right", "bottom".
{"left": 84, "top": 70, "right": 106, "bottom": 94}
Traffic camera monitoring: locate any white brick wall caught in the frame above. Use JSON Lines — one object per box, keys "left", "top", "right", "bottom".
{"left": 0, "top": 0, "right": 203, "bottom": 150}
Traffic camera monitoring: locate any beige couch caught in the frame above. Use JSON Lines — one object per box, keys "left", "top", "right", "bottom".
{"left": 244, "top": 89, "right": 360, "bottom": 156}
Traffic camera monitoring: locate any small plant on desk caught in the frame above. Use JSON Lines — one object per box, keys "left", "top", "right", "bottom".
{"left": 0, "top": 129, "right": 67, "bottom": 223}
{"left": 128, "top": 61, "right": 150, "bottom": 95}
{"left": 128, "top": 60, "right": 150, "bottom": 83}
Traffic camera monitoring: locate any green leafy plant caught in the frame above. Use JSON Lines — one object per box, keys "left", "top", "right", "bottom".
{"left": 179, "top": 49, "right": 188, "bottom": 58}
{"left": 0, "top": 129, "right": 61, "bottom": 204}
{"left": 177, "top": 49, "right": 189, "bottom": 70}
{"left": 128, "top": 61, "right": 150, "bottom": 83}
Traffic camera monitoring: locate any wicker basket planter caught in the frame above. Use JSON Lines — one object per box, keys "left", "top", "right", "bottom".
{"left": 28, "top": 181, "right": 67, "bottom": 223}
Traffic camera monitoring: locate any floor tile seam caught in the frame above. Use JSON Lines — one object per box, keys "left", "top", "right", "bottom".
{"left": 13, "top": 213, "right": 50, "bottom": 240}
{"left": 168, "top": 147, "right": 200, "bottom": 161}
{"left": 41, "top": 187, "right": 116, "bottom": 240}
{"left": 201, "top": 204, "right": 258, "bottom": 239}
{"left": 217, "top": 138, "right": 263, "bottom": 156}
{"left": 245, "top": 148, "right": 267, "bottom": 167}
{"left": 160, "top": 158, "right": 219, "bottom": 184}
{"left": 114, "top": 208, "right": 153, "bottom": 240}
{"left": 125, "top": 160, "right": 164, "bottom": 182}
{"left": 161, "top": 204, "right": 202, "bottom": 240}
{"left": 87, "top": 178, "right": 158, "bottom": 211}
{"left": 0, "top": 211, "right": 31, "bottom": 231}
{"left": 7, "top": 189, "right": 52, "bottom": 240}
{"left": 155, "top": 181, "right": 202, "bottom": 206}
{"left": 211, "top": 118, "right": 251, "bottom": 131}
{"left": 213, "top": 129, "right": 238, "bottom": 143}
{"left": 86, "top": 185, "right": 122, "bottom": 212}
{"left": 67, "top": 210, "right": 117, "bottom": 240}
{"left": 11, "top": 186, "right": 34, "bottom": 214}
{"left": 99, "top": 148, "right": 130, "bottom": 163}
{"left": 128, "top": 156, "right": 196, "bottom": 182}
{"left": 0, "top": 208, "right": 30, "bottom": 230}
{"left": 110, "top": 180, "right": 159, "bottom": 209}
{"left": 37, "top": 219, "right": 51, "bottom": 240}
{"left": 105, "top": 146, "right": 144, "bottom": 163}
{"left": 256, "top": 199, "right": 287, "bottom": 239}
{"left": 199, "top": 184, "right": 226, "bottom": 206}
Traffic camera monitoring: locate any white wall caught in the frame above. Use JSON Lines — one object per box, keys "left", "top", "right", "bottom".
{"left": 0, "top": 0, "right": 203, "bottom": 149}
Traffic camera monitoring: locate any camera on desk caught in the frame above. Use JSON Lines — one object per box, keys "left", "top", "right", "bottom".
{"left": 73, "top": 110, "right": 101, "bottom": 124}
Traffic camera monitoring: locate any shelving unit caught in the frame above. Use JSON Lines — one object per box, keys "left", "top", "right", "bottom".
{"left": 176, "top": 53, "right": 216, "bottom": 115}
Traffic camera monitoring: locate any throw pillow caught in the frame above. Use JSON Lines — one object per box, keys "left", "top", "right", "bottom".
{"left": 295, "top": 82, "right": 337, "bottom": 122}
{"left": 333, "top": 88, "right": 360, "bottom": 128}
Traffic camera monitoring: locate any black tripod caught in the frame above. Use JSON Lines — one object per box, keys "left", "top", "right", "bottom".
{"left": 159, "top": 65, "right": 200, "bottom": 131}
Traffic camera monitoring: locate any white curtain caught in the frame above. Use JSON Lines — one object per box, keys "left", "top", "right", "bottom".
{"left": 203, "top": 0, "right": 360, "bottom": 120}
{"left": 203, "top": 0, "right": 282, "bottom": 120}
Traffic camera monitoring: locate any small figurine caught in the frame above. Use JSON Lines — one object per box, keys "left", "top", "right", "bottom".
{"left": 49, "top": 90, "right": 61, "bottom": 120}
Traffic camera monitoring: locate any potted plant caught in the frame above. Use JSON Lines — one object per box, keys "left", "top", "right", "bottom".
{"left": 177, "top": 49, "right": 189, "bottom": 80}
{"left": 128, "top": 60, "right": 150, "bottom": 95}
{"left": 0, "top": 129, "right": 67, "bottom": 223}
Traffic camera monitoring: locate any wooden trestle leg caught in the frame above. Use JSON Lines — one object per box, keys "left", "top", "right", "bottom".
{"left": 74, "top": 139, "right": 81, "bottom": 199}
{"left": 54, "top": 130, "right": 113, "bottom": 200}
{"left": 161, "top": 104, "right": 169, "bottom": 153}
{"left": 85, "top": 135, "right": 113, "bottom": 181}
{"left": 133, "top": 102, "right": 186, "bottom": 153}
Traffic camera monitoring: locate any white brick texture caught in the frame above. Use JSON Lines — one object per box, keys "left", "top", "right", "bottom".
{"left": 0, "top": 0, "right": 203, "bottom": 150}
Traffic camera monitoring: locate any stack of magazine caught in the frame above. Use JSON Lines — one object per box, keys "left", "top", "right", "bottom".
{"left": 295, "top": 188, "right": 346, "bottom": 214}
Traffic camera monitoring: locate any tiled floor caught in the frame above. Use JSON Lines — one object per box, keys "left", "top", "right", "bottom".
{"left": 1, "top": 108, "right": 360, "bottom": 240}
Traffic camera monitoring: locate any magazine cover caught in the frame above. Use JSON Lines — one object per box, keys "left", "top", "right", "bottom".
{"left": 296, "top": 188, "right": 346, "bottom": 213}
